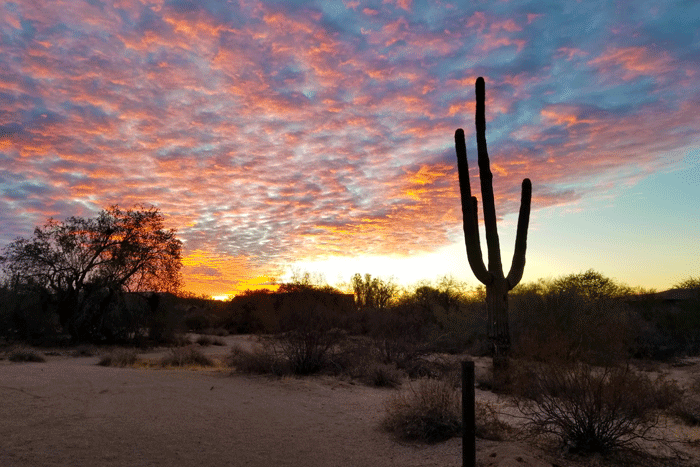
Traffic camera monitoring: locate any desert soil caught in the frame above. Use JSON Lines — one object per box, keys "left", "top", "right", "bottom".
{"left": 1, "top": 335, "right": 698, "bottom": 467}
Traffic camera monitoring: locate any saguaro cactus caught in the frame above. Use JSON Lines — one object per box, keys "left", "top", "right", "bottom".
{"left": 454, "top": 77, "right": 532, "bottom": 365}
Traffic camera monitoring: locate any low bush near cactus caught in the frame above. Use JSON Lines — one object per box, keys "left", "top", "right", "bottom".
{"left": 382, "top": 378, "right": 461, "bottom": 443}
{"left": 98, "top": 348, "right": 138, "bottom": 367}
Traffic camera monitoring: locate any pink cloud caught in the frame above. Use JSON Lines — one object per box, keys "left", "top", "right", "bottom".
{"left": 588, "top": 46, "right": 674, "bottom": 81}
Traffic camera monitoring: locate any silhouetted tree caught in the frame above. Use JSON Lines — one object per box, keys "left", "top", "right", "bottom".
{"left": 0, "top": 205, "right": 182, "bottom": 342}
{"left": 351, "top": 273, "right": 398, "bottom": 310}
{"left": 454, "top": 77, "right": 532, "bottom": 367}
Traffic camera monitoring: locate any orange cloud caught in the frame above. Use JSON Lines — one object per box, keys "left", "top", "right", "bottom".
{"left": 589, "top": 46, "right": 674, "bottom": 81}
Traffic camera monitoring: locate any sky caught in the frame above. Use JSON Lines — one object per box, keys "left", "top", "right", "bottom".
{"left": 1, "top": 0, "right": 698, "bottom": 298}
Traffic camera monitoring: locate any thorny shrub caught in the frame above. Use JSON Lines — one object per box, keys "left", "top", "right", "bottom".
{"left": 513, "top": 362, "right": 675, "bottom": 454}
{"left": 160, "top": 345, "right": 213, "bottom": 367}
{"left": 382, "top": 378, "right": 461, "bottom": 443}
{"left": 98, "top": 348, "right": 138, "bottom": 367}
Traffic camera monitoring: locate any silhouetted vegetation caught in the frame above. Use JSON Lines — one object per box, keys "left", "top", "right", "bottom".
{"left": 513, "top": 361, "right": 679, "bottom": 455}
{"left": 0, "top": 205, "right": 183, "bottom": 344}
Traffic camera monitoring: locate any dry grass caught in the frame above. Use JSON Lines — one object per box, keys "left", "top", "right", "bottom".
{"left": 382, "top": 378, "right": 461, "bottom": 443}
{"left": 98, "top": 348, "right": 138, "bottom": 367}
{"left": 8, "top": 348, "right": 46, "bottom": 363}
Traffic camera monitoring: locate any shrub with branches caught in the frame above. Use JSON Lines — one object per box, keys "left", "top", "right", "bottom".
{"left": 382, "top": 378, "right": 461, "bottom": 443}
{"left": 160, "top": 345, "right": 213, "bottom": 367}
{"left": 514, "top": 362, "right": 672, "bottom": 454}
{"left": 98, "top": 348, "right": 138, "bottom": 367}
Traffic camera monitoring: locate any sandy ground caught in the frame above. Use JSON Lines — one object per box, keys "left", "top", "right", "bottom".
{"left": 1, "top": 336, "right": 698, "bottom": 467}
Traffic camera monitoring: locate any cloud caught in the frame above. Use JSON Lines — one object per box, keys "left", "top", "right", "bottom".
{"left": 0, "top": 0, "right": 698, "bottom": 294}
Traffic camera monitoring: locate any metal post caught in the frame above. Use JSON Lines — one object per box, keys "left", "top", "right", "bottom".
{"left": 462, "top": 360, "right": 475, "bottom": 467}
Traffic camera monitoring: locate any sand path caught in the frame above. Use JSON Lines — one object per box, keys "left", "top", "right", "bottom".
{"left": 0, "top": 342, "right": 557, "bottom": 467}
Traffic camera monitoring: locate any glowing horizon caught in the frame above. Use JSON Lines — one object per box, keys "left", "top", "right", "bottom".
{"left": 1, "top": 1, "right": 698, "bottom": 297}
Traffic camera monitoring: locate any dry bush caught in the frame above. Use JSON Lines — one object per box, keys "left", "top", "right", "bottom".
{"left": 196, "top": 335, "right": 214, "bottom": 346}
{"left": 195, "top": 335, "right": 226, "bottom": 346}
{"left": 475, "top": 401, "right": 513, "bottom": 441}
{"left": 672, "top": 398, "right": 700, "bottom": 426}
{"left": 365, "top": 363, "right": 403, "bottom": 388}
{"left": 331, "top": 338, "right": 378, "bottom": 379}
{"left": 72, "top": 345, "right": 97, "bottom": 357}
{"left": 160, "top": 345, "right": 213, "bottom": 367}
{"left": 168, "top": 334, "right": 192, "bottom": 347}
{"left": 98, "top": 348, "right": 138, "bottom": 367}
{"left": 228, "top": 343, "right": 289, "bottom": 376}
{"left": 202, "top": 327, "right": 229, "bottom": 337}
{"left": 514, "top": 362, "right": 672, "bottom": 454}
{"left": 8, "top": 348, "right": 46, "bottom": 362}
{"left": 382, "top": 378, "right": 461, "bottom": 443}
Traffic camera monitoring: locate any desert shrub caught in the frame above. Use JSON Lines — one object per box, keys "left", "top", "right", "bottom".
{"left": 475, "top": 401, "right": 513, "bottom": 441}
{"left": 98, "top": 348, "right": 138, "bottom": 367}
{"left": 202, "top": 327, "right": 229, "bottom": 337}
{"left": 168, "top": 334, "right": 192, "bottom": 347}
{"left": 366, "top": 363, "right": 403, "bottom": 388}
{"left": 514, "top": 362, "right": 670, "bottom": 454}
{"left": 275, "top": 293, "right": 347, "bottom": 375}
{"left": 72, "top": 345, "right": 97, "bottom": 357}
{"left": 194, "top": 335, "right": 214, "bottom": 347}
{"left": 509, "top": 276, "right": 635, "bottom": 365}
{"left": 368, "top": 305, "right": 429, "bottom": 366}
{"left": 382, "top": 378, "right": 461, "bottom": 443}
{"left": 278, "top": 326, "right": 344, "bottom": 375}
{"left": 672, "top": 397, "right": 700, "bottom": 426}
{"left": 184, "top": 314, "right": 210, "bottom": 332}
{"left": 160, "top": 345, "right": 213, "bottom": 367}
{"left": 8, "top": 348, "right": 46, "bottom": 362}
{"left": 330, "top": 337, "right": 379, "bottom": 379}
{"left": 228, "top": 343, "right": 289, "bottom": 375}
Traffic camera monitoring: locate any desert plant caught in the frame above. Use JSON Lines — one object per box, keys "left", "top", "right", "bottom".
{"left": 514, "top": 362, "right": 670, "bottom": 454}
{"left": 160, "top": 345, "right": 213, "bottom": 367}
{"left": 228, "top": 343, "right": 289, "bottom": 375}
{"left": 196, "top": 335, "right": 224, "bottom": 346}
{"left": 454, "top": 77, "right": 532, "bottom": 365}
{"left": 382, "top": 378, "right": 461, "bottom": 443}
{"left": 72, "top": 345, "right": 97, "bottom": 357}
{"left": 8, "top": 348, "right": 46, "bottom": 362}
{"left": 98, "top": 348, "right": 138, "bottom": 367}
{"left": 475, "top": 401, "right": 513, "bottom": 441}
{"left": 366, "top": 363, "right": 403, "bottom": 388}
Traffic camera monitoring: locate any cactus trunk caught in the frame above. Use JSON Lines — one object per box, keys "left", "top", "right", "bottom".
{"left": 454, "top": 77, "right": 532, "bottom": 363}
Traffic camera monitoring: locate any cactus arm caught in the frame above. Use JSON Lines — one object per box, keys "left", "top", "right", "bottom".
{"left": 455, "top": 129, "right": 491, "bottom": 285}
{"left": 475, "top": 77, "right": 504, "bottom": 279}
{"left": 506, "top": 178, "right": 532, "bottom": 289}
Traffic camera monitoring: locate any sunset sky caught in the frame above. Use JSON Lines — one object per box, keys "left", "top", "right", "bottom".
{"left": 1, "top": 0, "right": 698, "bottom": 298}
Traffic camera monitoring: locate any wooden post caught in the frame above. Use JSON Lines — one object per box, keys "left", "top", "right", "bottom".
{"left": 462, "top": 360, "right": 475, "bottom": 467}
